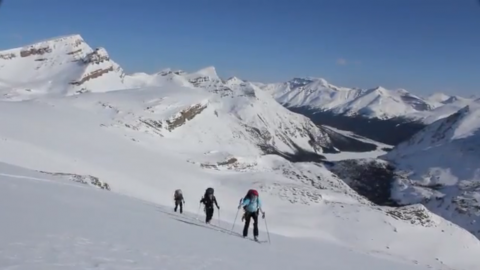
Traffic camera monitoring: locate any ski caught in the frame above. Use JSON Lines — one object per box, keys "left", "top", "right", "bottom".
{"left": 253, "top": 239, "right": 267, "bottom": 243}
{"left": 241, "top": 236, "right": 266, "bottom": 243}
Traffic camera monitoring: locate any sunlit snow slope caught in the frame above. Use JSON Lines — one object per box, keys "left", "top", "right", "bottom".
{"left": 1, "top": 164, "right": 461, "bottom": 270}
{"left": 382, "top": 101, "right": 480, "bottom": 238}
{"left": 1, "top": 34, "right": 480, "bottom": 270}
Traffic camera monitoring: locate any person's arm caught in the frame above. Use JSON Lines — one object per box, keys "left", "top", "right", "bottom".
{"left": 214, "top": 197, "right": 220, "bottom": 208}
{"left": 200, "top": 197, "right": 204, "bottom": 204}
{"left": 238, "top": 198, "right": 249, "bottom": 209}
{"left": 258, "top": 198, "right": 265, "bottom": 217}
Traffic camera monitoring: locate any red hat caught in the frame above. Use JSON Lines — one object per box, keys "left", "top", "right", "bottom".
{"left": 251, "top": 189, "right": 259, "bottom": 196}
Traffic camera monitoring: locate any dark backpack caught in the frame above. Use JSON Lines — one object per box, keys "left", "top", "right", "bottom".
{"left": 174, "top": 189, "right": 183, "bottom": 200}
{"left": 205, "top": 187, "right": 214, "bottom": 196}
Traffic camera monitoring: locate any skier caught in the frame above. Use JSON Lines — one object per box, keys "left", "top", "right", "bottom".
{"left": 238, "top": 189, "right": 265, "bottom": 241}
{"left": 200, "top": 187, "right": 220, "bottom": 224}
{"left": 174, "top": 189, "right": 185, "bottom": 213}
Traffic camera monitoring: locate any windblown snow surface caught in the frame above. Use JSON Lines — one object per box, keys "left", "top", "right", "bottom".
{"left": 1, "top": 34, "right": 480, "bottom": 270}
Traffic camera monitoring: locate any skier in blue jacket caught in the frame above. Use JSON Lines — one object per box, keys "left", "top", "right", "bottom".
{"left": 238, "top": 189, "right": 265, "bottom": 241}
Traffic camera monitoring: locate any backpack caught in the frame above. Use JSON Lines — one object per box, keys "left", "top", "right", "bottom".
{"left": 205, "top": 187, "right": 214, "bottom": 196}
{"left": 243, "top": 192, "right": 260, "bottom": 213}
{"left": 243, "top": 189, "right": 258, "bottom": 201}
{"left": 174, "top": 189, "right": 183, "bottom": 200}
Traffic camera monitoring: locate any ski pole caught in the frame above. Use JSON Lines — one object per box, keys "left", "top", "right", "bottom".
{"left": 217, "top": 209, "right": 221, "bottom": 227}
{"left": 264, "top": 216, "right": 271, "bottom": 244}
{"left": 231, "top": 208, "right": 240, "bottom": 233}
{"left": 195, "top": 203, "right": 201, "bottom": 220}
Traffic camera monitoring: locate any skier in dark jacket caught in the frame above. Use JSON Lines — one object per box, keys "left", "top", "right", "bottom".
{"left": 238, "top": 189, "right": 265, "bottom": 241}
{"left": 200, "top": 188, "right": 220, "bottom": 224}
{"left": 174, "top": 189, "right": 185, "bottom": 213}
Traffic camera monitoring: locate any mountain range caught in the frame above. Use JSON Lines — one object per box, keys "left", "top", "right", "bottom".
{"left": 257, "top": 77, "right": 478, "bottom": 145}
{"left": 3, "top": 34, "right": 476, "bottom": 146}
{"left": 1, "top": 34, "right": 480, "bottom": 269}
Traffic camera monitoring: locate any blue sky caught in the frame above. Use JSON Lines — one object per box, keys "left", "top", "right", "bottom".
{"left": 0, "top": 0, "right": 479, "bottom": 96}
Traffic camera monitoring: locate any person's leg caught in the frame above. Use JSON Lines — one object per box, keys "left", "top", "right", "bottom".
{"left": 206, "top": 207, "right": 214, "bottom": 223}
{"left": 252, "top": 212, "right": 259, "bottom": 237}
{"left": 243, "top": 212, "right": 252, "bottom": 237}
{"left": 210, "top": 208, "right": 215, "bottom": 222}
{"left": 174, "top": 200, "right": 178, "bottom": 212}
{"left": 179, "top": 201, "right": 183, "bottom": 213}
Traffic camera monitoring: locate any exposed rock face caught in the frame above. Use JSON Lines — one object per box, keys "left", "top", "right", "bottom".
{"left": 39, "top": 170, "right": 111, "bottom": 190}
{"left": 330, "top": 159, "right": 399, "bottom": 206}
{"left": 82, "top": 48, "right": 111, "bottom": 64}
{"left": 20, "top": 46, "right": 52, "bottom": 57}
{"left": 165, "top": 104, "right": 207, "bottom": 131}
{"left": 70, "top": 66, "right": 115, "bottom": 86}
{"left": 0, "top": 52, "right": 16, "bottom": 60}
{"left": 386, "top": 204, "right": 438, "bottom": 227}
{"left": 69, "top": 46, "right": 125, "bottom": 90}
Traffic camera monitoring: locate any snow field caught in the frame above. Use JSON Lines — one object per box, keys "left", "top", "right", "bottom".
{"left": 0, "top": 164, "right": 461, "bottom": 270}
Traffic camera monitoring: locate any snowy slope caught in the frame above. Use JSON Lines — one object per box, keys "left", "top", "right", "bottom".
{"left": 381, "top": 101, "right": 480, "bottom": 237}
{"left": 0, "top": 78, "right": 479, "bottom": 270}
{"left": 4, "top": 164, "right": 477, "bottom": 270}
{"left": 0, "top": 35, "right": 126, "bottom": 100}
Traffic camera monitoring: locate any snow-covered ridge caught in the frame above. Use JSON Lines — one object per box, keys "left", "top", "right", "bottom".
{"left": 0, "top": 34, "right": 126, "bottom": 99}
{"left": 380, "top": 102, "right": 480, "bottom": 238}
{"left": 257, "top": 77, "right": 476, "bottom": 125}
{"left": 385, "top": 102, "right": 480, "bottom": 159}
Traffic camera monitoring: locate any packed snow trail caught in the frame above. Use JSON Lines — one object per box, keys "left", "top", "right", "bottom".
{"left": 0, "top": 166, "right": 444, "bottom": 270}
